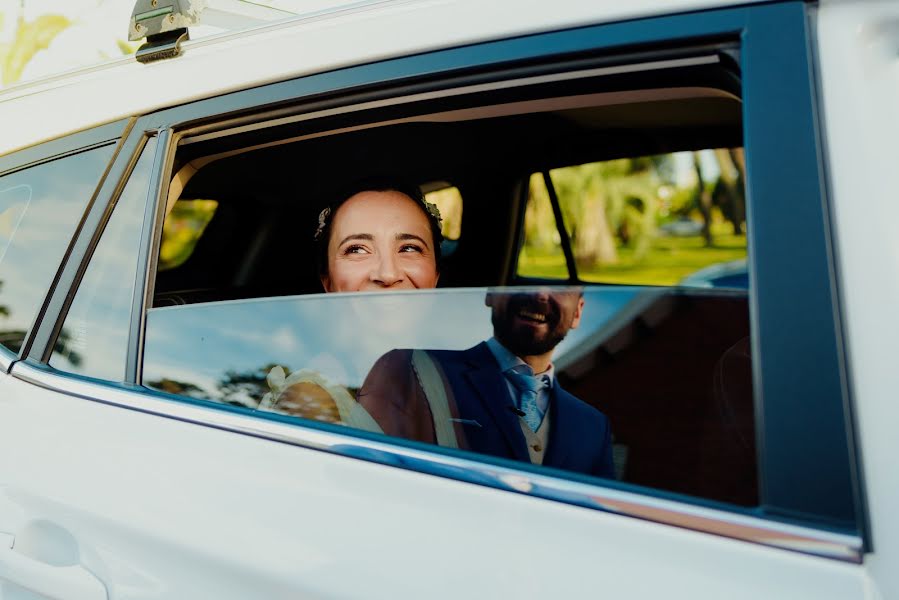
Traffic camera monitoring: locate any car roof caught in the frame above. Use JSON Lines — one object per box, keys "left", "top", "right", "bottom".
{"left": 0, "top": 0, "right": 754, "bottom": 157}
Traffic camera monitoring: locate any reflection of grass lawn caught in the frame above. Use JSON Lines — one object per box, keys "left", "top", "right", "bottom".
{"left": 518, "top": 232, "right": 747, "bottom": 286}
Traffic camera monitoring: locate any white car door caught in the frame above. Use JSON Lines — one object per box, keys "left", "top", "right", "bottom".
{"left": 0, "top": 366, "right": 868, "bottom": 600}
{"left": 0, "top": 1, "right": 875, "bottom": 598}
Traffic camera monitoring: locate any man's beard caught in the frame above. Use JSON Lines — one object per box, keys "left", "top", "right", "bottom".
{"left": 491, "top": 293, "right": 571, "bottom": 357}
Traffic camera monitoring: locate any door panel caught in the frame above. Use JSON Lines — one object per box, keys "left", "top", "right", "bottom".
{"left": 0, "top": 373, "right": 867, "bottom": 599}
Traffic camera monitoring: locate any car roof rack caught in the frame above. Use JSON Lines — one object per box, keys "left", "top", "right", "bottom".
{"left": 129, "top": 0, "right": 296, "bottom": 64}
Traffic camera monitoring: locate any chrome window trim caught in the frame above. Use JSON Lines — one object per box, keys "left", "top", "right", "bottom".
{"left": 11, "top": 359, "right": 862, "bottom": 564}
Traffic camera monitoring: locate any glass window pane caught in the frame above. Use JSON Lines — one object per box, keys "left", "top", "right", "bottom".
{"left": 0, "top": 145, "right": 116, "bottom": 354}
{"left": 50, "top": 139, "right": 158, "bottom": 380}
{"left": 423, "top": 184, "right": 462, "bottom": 241}
{"left": 516, "top": 173, "right": 568, "bottom": 280}
{"left": 158, "top": 199, "right": 218, "bottom": 272}
{"left": 143, "top": 286, "right": 755, "bottom": 505}
{"left": 520, "top": 149, "right": 748, "bottom": 287}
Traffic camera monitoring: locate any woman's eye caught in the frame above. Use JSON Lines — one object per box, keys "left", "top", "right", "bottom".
{"left": 343, "top": 245, "right": 369, "bottom": 255}
{"left": 399, "top": 244, "right": 424, "bottom": 254}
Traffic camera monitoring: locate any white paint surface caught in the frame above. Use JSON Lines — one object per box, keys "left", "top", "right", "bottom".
{"left": 817, "top": 1, "right": 899, "bottom": 598}
{"left": 0, "top": 0, "right": 758, "bottom": 155}
{"left": 0, "top": 373, "right": 869, "bottom": 599}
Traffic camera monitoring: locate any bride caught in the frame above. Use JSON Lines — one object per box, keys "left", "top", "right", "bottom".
{"left": 260, "top": 178, "right": 447, "bottom": 437}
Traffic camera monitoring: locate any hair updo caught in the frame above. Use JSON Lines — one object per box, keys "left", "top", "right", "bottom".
{"left": 314, "top": 177, "right": 444, "bottom": 277}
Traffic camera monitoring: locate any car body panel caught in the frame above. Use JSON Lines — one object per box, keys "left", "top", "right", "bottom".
{"left": 0, "top": 0, "right": 761, "bottom": 156}
{"left": 817, "top": 1, "right": 899, "bottom": 597}
{"left": 0, "top": 369, "right": 871, "bottom": 599}
{"left": 0, "top": 0, "right": 893, "bottom": 597}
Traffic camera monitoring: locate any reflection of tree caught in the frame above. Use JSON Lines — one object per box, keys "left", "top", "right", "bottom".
{"left": 148, "top": 364, "right": 283, "bottom": 408}
{"left": 215, "top": 364, "right": 279, "bottom": 407}
{"left": 0, "top": 330, "right": 25, "bottom": 353}
{"left": 0, "top": 280, "right": 8, "bottom": 318}
{"left": 51, "top": 327, "right": 84, "bottom": 368}
{"left": 0, "top": 279, "right": 23, "bottom": 353}
{"left": 146, "top": 378, "right": 206, "bottom": 398}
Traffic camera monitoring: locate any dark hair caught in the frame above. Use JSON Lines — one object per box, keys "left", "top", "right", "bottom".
{"left": 314, "top": 177, "right": 443, "bottom": 277}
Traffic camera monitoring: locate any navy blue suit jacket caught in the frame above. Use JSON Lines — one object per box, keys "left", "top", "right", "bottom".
{"left": 359, "top": 342, "right": 614, "bottom": 479}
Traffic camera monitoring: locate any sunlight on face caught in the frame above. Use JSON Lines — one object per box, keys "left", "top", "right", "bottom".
{"left": 322, "top": 190, "right": 439, "bottom": 292}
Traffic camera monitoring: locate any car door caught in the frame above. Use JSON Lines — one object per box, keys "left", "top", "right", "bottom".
{"left": 0, "top": 2, "right": 871, "bottom": 598}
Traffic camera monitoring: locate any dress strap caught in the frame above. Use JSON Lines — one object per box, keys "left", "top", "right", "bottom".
{"left": 411, "top": 349, "right": 459, "bottom": 449}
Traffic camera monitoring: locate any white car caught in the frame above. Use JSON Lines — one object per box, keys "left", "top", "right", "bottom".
{"left": 0, "top": 0, "right": 896, "bottom": 598}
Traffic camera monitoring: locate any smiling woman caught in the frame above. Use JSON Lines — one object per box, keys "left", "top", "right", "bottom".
{"left": 314, "top": 180, "right": 443, "bottom": 293}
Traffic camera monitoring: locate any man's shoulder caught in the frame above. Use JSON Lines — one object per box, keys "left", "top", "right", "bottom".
{"left": 427, "top": 342, "right": 491, "bottom": 365}
{"left": 370, "top": 343, "right": 484, "bottom": 371}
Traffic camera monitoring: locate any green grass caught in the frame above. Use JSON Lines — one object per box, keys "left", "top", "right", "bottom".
{"left": 518, "top": 230, "right": 747, "bottom": 286}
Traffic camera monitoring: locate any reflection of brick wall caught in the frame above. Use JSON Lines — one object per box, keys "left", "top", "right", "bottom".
{"left": 558, "top": 294, "right": 757, "bottom": 507}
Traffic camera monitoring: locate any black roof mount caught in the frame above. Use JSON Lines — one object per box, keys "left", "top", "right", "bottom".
{"left": 129, "top": 0, "right": 201, "bottom": 64}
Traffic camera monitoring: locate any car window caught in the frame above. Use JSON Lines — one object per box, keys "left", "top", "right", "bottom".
{"left": 143, "top": 286, "right": 755, "bottom": 504}
{"left": 0, "top": 145, "right": 115, "bottom": 355}
{"left": 424, "top": 183, "right": 462, "bottom": 241}
{"left": 517, "top": 173, "right": 572, "bottom": 281}
{"left": 517, "top": 149, "right": 748, "bottom": 287}
{"left": 50, "top": 138, "right": 158, "bottom": 380}
{"left": 158, "top": 199, "right": 219, "bottom": 272}
{"left": 126, "top": 45, "right": 786, "bottom": 512}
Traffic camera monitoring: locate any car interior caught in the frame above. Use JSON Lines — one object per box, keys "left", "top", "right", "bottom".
{"left": 147, "top": 50, "right": 757, "bottom": 508}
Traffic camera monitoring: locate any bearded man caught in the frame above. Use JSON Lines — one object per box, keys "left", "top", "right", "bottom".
{"left": 357, "top": 289, "right": 614, "bottom": 478}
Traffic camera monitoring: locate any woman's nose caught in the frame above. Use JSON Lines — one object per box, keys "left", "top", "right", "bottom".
{"left": 371, "top": 252, "right": 403, "bottom": 287}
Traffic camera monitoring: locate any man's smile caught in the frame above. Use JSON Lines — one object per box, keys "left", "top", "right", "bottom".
{"left": 518, "top": 309, "right": 547, "bottom": 323}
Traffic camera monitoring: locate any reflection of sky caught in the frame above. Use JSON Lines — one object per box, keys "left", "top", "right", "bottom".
{"left": 0, "top": 185, "right": 31, "bottom": 264}
{"left": 0, "top": 145, "right": 116, "bottom": 351}
{"left": 143, "top": 287, "right": 644, "bottom": 399}
{"left": 49, "top": 139, "right": 157, "bottom": 381}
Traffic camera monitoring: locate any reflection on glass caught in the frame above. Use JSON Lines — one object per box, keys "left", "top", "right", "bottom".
{"left": 50, "top": 139, "right": 158, "bottom": 380}
{"left": 0, "top": 185, "right": 31, "bottom": 264}
{"left": 144, "top": 286, "right": 756, "bottom": 505}
{"left": 0, "top": 145, "right": 116, "bottom": 354}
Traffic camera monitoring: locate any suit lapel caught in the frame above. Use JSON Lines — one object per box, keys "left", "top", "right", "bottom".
{"left": 458, "top": 343, "right": 530, "bottom": 463}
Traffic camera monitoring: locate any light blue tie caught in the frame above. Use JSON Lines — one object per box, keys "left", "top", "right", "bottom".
{"left": 505, "top": 369, "right": 548, "bottom": 431}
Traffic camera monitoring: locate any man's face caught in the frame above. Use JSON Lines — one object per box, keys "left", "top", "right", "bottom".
{"left": 487, "top": 289, "right": 584, "bottom": 357}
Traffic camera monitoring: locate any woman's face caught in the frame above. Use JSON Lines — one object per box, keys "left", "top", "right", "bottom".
{"left": 321, "top": 190, "right": 439, "bottom": 293}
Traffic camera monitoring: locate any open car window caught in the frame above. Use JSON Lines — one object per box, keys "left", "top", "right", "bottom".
{"left": 153, "top": 51, "right": 742, "bottom": 302}
{"left": 143, "top": 285, "right": 755, "bottom": 506}
{"left": 137, "top": 50, "right": 755, "bottom": 505}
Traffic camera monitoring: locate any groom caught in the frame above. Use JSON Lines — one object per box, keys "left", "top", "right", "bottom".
{"left": 357, "top": 289, "right": 614, "bottom": 478}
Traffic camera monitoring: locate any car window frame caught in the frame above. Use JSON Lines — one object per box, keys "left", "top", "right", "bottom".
{"left": 0, "top": 118, "right": 130, "bottom": 372}
{"left": 15, "top": 0, "right": 864, "bottom": 557}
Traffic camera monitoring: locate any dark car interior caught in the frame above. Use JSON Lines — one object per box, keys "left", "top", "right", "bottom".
{"left": 155, "top": 55, "right": 741, "bottom": 303}
{"left": 148, "top": 52, "right": 757, "bottom": 508}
